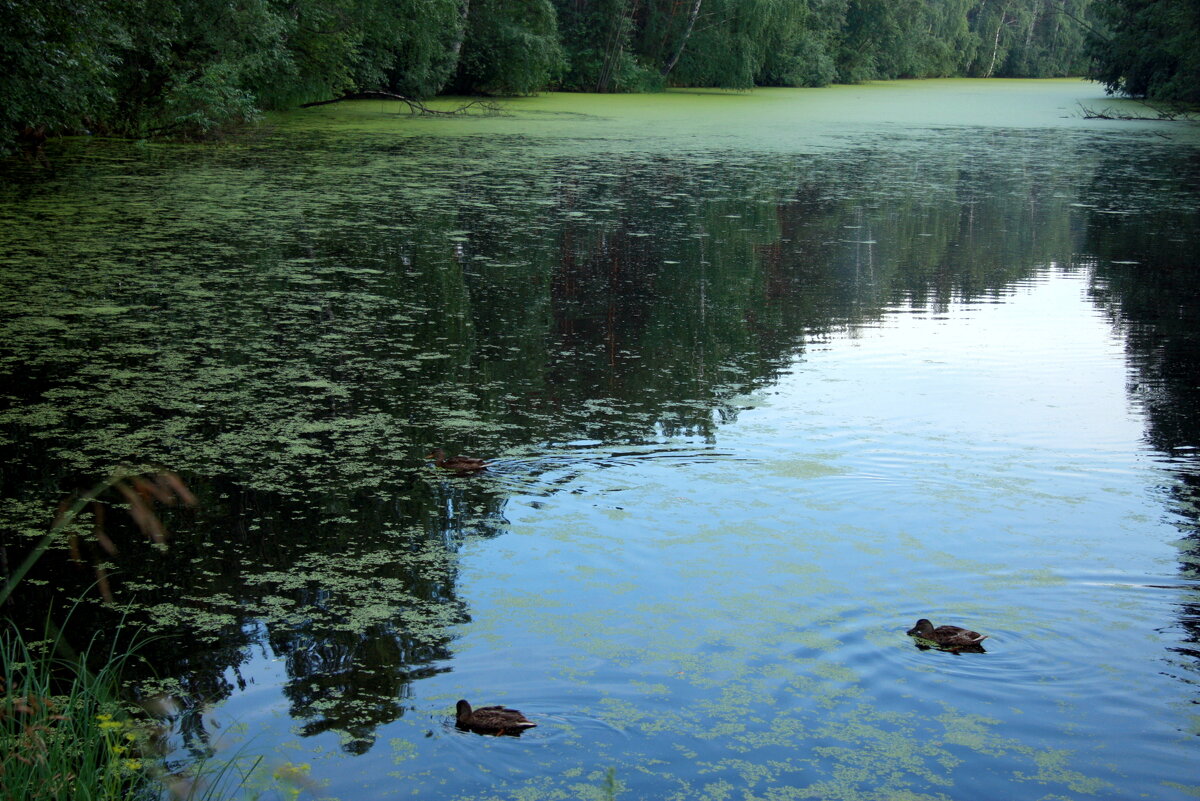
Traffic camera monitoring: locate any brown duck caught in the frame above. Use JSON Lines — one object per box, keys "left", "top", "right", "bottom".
{"left": 907, "top": 618, "right": 988, "bottom": 651}
{"left": 426, "top": 448, "right": 488, "bottom": 472}
{"left": 455, "top": 699, "right": 537, "bottom": 736}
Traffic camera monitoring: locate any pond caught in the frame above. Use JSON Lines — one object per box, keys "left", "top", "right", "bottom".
{"left": 2, "top": 79, "right": 1199, "bottom": 800}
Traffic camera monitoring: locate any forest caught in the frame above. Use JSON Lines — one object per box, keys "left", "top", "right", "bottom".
{"left": 0, "top": 0, "right": 1197, "bottom": 154}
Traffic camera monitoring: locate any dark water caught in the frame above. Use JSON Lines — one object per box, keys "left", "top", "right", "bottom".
{"left": 2, "top": 84, "right": 1199, "bottom": 800}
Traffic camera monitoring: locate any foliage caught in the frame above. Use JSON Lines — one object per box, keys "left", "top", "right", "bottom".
{"left": 0, "top": 470, "right": 293, "bottom": 800}
{"left": 837, "top": 0, "right": 926, "bottom": 81}
{"left": 360, "top": 0, "right": 463, "bottom": 98}
{"left": 1088, "top": 0, "right": 1200, "bottom": 102}
{"left": 102, "top": 0, "right": 291, "bottom": 137}
{"left": 997, "top": 0, "right": 1092, "bottom": 77}
{"left": 666, "top": 0, "right": 797, "bottom": 89}
{"left": 0, "top": 0, "right": 466, "bottom": 148}
{"left": 0, "top": 615, "right": 280, "bottom": 800}
{"left": 756, "top": 1, "right": 844, "bottom": 87}
{"left": 559, "top": 0, "right": 1095, "bottom": 91}
{"left": 253, "top": 0, "right": 363, "bottom": 110}
{"left": 553, "top": 0, "right": 661, "bottom": 91}
{"left": 0, "top": 0, "right": 122, "bottom": 149}
{"left": 455, "top": 0, "right": 565, "bottom": 95}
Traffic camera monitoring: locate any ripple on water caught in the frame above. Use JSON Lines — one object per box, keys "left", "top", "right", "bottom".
{"left": 816, "top": 574, "right": 1189, "bottom": 727}
{"left": 480, "top": 443, "right": 746, "bottom": 498}
{"left": 439, "top": 708, "right": 624, "bottom": 748}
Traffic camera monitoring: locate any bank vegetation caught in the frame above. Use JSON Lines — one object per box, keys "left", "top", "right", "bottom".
{"left": 2, "top": 0, "right": 1196, "bottom": 154}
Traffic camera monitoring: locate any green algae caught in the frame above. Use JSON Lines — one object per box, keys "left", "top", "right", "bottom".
{"left": 276, "top": 81, "right": 1200, "bottom": 152}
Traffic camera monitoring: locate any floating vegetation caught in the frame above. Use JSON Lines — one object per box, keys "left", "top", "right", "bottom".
{"left": 3, "top": 85, "right": 1200, "bottom": 799}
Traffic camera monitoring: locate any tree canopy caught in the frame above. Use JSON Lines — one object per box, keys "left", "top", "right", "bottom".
{"left": 1087, "top": 0, "right": 1200, "bottom": 103}
{"left": 2, "top": 0, "right": 1191, "bottom": 154}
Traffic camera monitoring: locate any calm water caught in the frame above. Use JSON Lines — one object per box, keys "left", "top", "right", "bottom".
{"left": 2, "top": 80, "right": 1200, "bottom": 800}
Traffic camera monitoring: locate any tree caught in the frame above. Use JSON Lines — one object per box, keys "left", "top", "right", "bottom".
{"left": 664, "top": 0, "right": 801, "bottom": 89}
{"left": 0, "top": 0, "right": 1112, "bottom": 151}
{"left": 254, "top": 0, "right": 364, "bottom": 110}
{"left": 0, "top": 0, "right": 121, "bottom": 152}
{"left": 834, "top": 0, "right": 975, "bottom": 81}
{"left": 358, "top": 0, "right": 463, "bottom": 98}
{"left": 1088, "top": 0, "right": 1200, "bottom": 102}
{"left": 455, "top": 0, "right": 564, "bottom": 95}
{"left": 106, "top": 0, "right": 293, "bottom": 137}
{"left": 553, "top": 0, "right": 657, "bottom": 91}
{"left": 756, "top": 0, "right": 846, "bottom": 86}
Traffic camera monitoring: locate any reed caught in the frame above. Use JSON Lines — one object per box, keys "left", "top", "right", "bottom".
{"left": 0, "top": 468, "right": 197, "bottom": 609}
{"left": 1, "top": 611, "right": 151, "bottom": 799}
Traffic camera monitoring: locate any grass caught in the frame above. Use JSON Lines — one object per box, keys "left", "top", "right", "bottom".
{"left": 0, "top": 614, "right": 274, "bottom": 800}
{"left": 0, "top": 612, "right": 153, "bottom": 799}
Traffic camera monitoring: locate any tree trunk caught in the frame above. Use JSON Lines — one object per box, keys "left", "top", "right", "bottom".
{"left": 984, "top": 3, "right": 1010, "bottom": 77}
{"left": 597, "top": 1, "right": 639, "bottom": 92}
{"left": 1024, "top": 0, "right": 1041, "bottom": 52}
{"left": 449, "top": 0, "right": 471, "bottom": 63}
{"left": 660, "top": 0, "right": 703, "bottom": 78}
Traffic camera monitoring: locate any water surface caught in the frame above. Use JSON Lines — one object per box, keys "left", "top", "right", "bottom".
{"left": 1, "top": 80, "right": 1199, "bottom": 800}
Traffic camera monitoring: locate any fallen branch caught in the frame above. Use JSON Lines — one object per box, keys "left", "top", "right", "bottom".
{"left": 300, "top": 91, "right": 504, "bottom": 116}
{"left": 1077, "top": 101, "right": 1197, "bottom": 122}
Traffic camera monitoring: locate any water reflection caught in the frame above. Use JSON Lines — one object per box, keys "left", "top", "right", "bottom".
{"left": 1081, "top": 145, "right": 1200, "bottom": 726}
{"left": 1, "top": 115, "right": 1199, "bottom": 796}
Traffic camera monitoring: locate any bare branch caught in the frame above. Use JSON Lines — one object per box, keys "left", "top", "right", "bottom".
{"left": 1076, "top": 101, "right": 1196, "bottom": 121}
{"left": 300, "top": 91, "right": 505, "bottom": 116}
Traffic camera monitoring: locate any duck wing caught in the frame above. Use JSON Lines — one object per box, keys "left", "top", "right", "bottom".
{"left": 478, "top": 706, "right": 535, "bottom": 725}
{"left": 443, "top": 457, "right": 488, "bottom": 471}
{"left": 907, "top": 619, "right": 988, "bottom": 652}
{"left": 934, "top": 625, "right": 988, "bottom": 646}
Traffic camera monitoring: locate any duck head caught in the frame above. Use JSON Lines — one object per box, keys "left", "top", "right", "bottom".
{"left": 907, "top": 619, "right": 936, "bottom": 638}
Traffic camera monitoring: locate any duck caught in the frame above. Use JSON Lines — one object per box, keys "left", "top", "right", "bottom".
{"left": 906, "top": 618, "right": 988, "bottom": 651}
{"left": 455, "top": 699, "right": 537, "bottom": 736}
{"left": 426, "top": 448, "right": 488, "bottom": 472}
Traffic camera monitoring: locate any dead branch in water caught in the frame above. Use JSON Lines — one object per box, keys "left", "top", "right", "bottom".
{"left": 300, "top": 91, "right": 504, "bottom": 116}
{"left": 1076, "top": 101, "right": 1196, "bottom": 122}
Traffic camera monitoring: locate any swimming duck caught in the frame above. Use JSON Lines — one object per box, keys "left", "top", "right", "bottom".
{"left": 426, "top": 448, "right": 488, "bottom": 472}
{"left": 907, "top": 618, "right": 988, "bottom": 651}
{"left": 455, "top": 699, "right": 537, "bottom": 736}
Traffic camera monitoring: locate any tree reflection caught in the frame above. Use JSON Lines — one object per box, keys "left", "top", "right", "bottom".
{"left": 1081, "top": 145, "right": 1200, "bottom": 699}
{"left": 0, "top": 130, "right": 1123, "bottom": 752}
